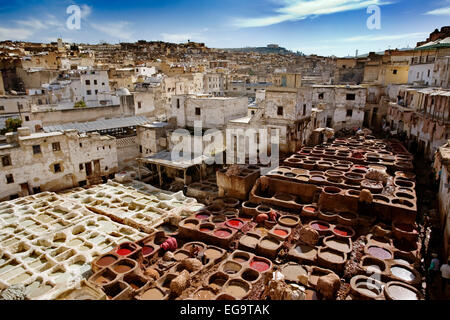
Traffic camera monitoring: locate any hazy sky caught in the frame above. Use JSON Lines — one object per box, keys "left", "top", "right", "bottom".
{"left": 0, "top": 0, "right": 449, "bottom": 57}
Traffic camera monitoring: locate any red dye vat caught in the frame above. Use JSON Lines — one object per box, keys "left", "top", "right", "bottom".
{"left": 305, "top": 207, "right": 316, "bottom": 213}
{"left": 274, "top": 229, "right": 288, "bottom": 237}
{"left": 226, "top": 219, "right": 244, "bottom": 229}
{"left": 200, "top": 227, "right": 213, "bottom": 233}
{"left": 142, "top": 246, "right": 154, "bottom": 256}
{"left": 196, "top": 213, "right": 210, "bottom": 220}
{"left": 334, "top": 228, "right": 349, "bottom": 237}
{"left": 117, "top": 248, "right": 132, "bottom": 256}
{"left": 214, "top": 229, "right": 232, "bottom": 238}
{"left": 311, "top": 223, "right": 328, "bottom": 231}
{"left": 250, "top": 260, "right": 270, "bottom": 272}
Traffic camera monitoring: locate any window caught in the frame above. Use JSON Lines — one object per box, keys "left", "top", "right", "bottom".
{"left": 85, "top": 80, "right": 91, "bottom": 85}
{"left": 277, "top": 106, "right": 284, "bottom": 116}
{"left": 138, "top": 102, "right": 142, "bottom": 109}
{"left": 427, "top": 70, "right": 430, "bottom": 77}
{"left": 139, "top": 145, "right": 143, "bottom": 153}
{"left": 393, "top": 70, "right": 398, "bottom": 75}
{"left": 251, "top": 111, "right": 255, "bottom": 115}
{"left": 1, "top": 155, "right": 11, "bottom": 167}
{"left": 32, "top": 187, "right": 41, "bottom": 194}
{"left": 18, "top": 103, "right": 23, "bottom": 110}
{"left": 52, "top": 142, "right": 61, "bottom": 152}
{"left": 347, "top": 109, "right": 353, "bottom": 117}
{"left": 54, "top": 163, "right": 61, "bottom": 173}
{"left": 102, "top": 82, "right": 105, "bottom": 86}
{"left": 303, "top": 104, "right": 307, "bottom": 116}
{"left": 94, "top": 80, "right": 98, "bottom": 85}
{"left": 6, "top": 174, "right": 14, "bottom": 184}
{"left": 177, "top": 99, "right": 180, "bottom": 109}
{"left": 95, "top": 90, "right": 98, "bottom": 95}
{"left": 346, "top": 94, "right": 356, "bottom": 101}
{"left": 79, "top": 164, "right": 84, "bottom": 171}
{"left": 32, "top": 145, "right": 41, "bottom": 155}
{"left": 318, "top": 93, "right": 324, "bottom": 100}
{"left": 0, "top": 106, "right": 4, "bottom": 111}
{"left": 79, "top": 143, "right": 83, "bottom": 148}
{"left": 195, "top": 108, "right": 201, "bottom": 116}
{"left": 25, "top": 116, "right": 30, "bottom": 122}
{"left": 87, "top": 90, "right": 92, "bottom": 95}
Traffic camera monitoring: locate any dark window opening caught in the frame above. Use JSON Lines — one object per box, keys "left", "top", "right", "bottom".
{"left": 393, "top": 70, "right": 398, "bottom": 75}
{"left": 25, "top": 116, "right": 30, "bottom": 122}
{"left": 85, "top": 80, "right": 90, "bottom": 85}
{"left": 303, "top": 104, "right": 307, "bottom": 116}
{"left": 32, "top": 145, "right": 41, "bottom": 155}
{"left": 195, "top": 108, "right": 201, "bottom": 116}
{"left": 138, "top": 102, "right": 142, "bottom": 109}
{"left": 347, "top": 109, "right": 353, "bottom": 117}
{"left": 277, "top": 106, "right": 284, "bottom": 116}
{"left": 94, "top": 80, "right": 98, "bottom": 85}
{"left": 346, "top": 94, "right": 356, "bottom": 101}
{"left": 79, "top": 143, "right": 83, "bottom": 148}
{"left": 1, "top": 155, "right": 11, "bottom": 167}
{"left": 79, "top": 164, "right": 84, "bottom": 171}
{"left": 319, "top": 93, "right": 324, "bottom": 100}
{"left": 177, "top": 99, "right": 180, "bottom": 109}
{"left": 54, "top": 163, "right": 62, "bottom": 173}
{"left": 6, "top": 174, "right": 14, "bottom": 184}
{"left": 87, "top": 90, "right": 92, "bottom": 95}
{"left": 79, "top": 180, "right": 87, "bottom": 187}
{"left": 52, "top": 142, "right": 61, "bottom": 152}
{"left": 33, "top": 187, "right": 41, "bottom": 194}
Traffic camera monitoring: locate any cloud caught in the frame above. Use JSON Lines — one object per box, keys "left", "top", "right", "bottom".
{"left": 425, "top": 6, "right": 450, "bottom": 15}
{"left": 14, "top": 15, "right": 64, "bottom": 30}
{"left": 81, "top": 4, "right": 92, "bottom": 19}
{"left": 91, "top": 22, "right": 134, "bottom": 40}
{"left": 0, "top": 27, "right": 34, "bottom": 40}
{"left": 342, "top": 32, "right": 428, "bottom": 42}
{"left": 233, "top": 0, "right": 392, "bottom": 28}
{"left": 161, "top": 33, "right": 204, "bottom": 43}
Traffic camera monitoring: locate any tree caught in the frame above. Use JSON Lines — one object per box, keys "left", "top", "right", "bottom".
{"left": 74, "top": 100, "right": 87, "bottom": 108}
{"left": 1, "top": 118, "right": 22, "bottom": 135}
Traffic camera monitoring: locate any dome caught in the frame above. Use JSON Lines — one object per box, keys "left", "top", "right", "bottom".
{"left": 117, "top": 87, "right": 131, "bottom": 96}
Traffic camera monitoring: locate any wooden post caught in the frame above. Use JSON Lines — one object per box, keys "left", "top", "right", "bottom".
{"left": 157, "top": 165, "right": 162, "bottom": 187}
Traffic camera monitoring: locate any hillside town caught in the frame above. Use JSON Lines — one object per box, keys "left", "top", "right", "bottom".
{"left": 0, "top": 25, "right": 449, "bottom": 301}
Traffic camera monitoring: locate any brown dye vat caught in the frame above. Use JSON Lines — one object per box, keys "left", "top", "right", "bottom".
{"left": 97, "top": 255, "right": 117, "bottom": 267}
{"left": 239, "top": 234, "right": 260, "bottom": 249}
{"left": 367, "top": 246, "right": 392, "bottom": 260}
{"left": 319, "top": 248, "right": 345, "bottom": 264}
{"left": 124, "top": 274, "right": 147, "bottom": 291}
{"left": 324, "top": 236, "right": 351, "bottom": 253}
{"left": 222, "top": 261, "right": 242, "bottom": 275}
{"left": 278, "top": 216, "right": 300, "bottom": 227}
{"left": 209, "top": 273, "right": 229, "bottom": 290}
{"left": 241, "top": 269, "right": 260, "bottom": 282}
{"left": 91, "top": 269, "right": 117, "bottom": 286}
{"left": 174, "top": 251, "right": 190, "bottom": 260}
{"left": 361, "top": 256, "right": 387, "bottom": 273}
{"left": 225, "top": 280, "right": 249, "bottom": 299}
{"left": 281, "top": 263, "right": 308, "bottom": 283}
{"left": 294, "top": 245, "right": 317, "bottom": 260}
{"left": 204, "top": 248, "right": 223, "bottom": 261}
{"left": 141, "top": 287, "right": 166, "bottom": 300}
{"left": 232, "top": 252, "right": 250, "bottom": 263}
{"left": 260, "top": 238, "right": 280, "bottom": 250}
{"left": 194, "top": 288, "right": 216, "bottom": 300}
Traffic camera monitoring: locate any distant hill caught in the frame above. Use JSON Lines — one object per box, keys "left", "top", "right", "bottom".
{"left": 221, "top": 45, "right": 304, "bottom": 56}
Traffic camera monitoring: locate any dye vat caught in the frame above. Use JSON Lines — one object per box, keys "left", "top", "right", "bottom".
{"left": 250, "top": 258, "right": 270, "bottom": 272}
{"left": 224, "top": 280, "right": 250, "bottom": 299}
{"left": 390, "top": 265, "right": 417, "bottom": 282}
{"left": 385, "top": 282, "right": 422, "bottom": 300}
{"left": 367, "top": 246, "right": 392, "bottom": 260}
{"left": 214, "top": 229, "right": 232, "bottom": 238}
{"left": 280, "top": 263, "right": 308, "bottom": 283}
{"left": 140, "top": 287, "right": 166, "bottom": 300}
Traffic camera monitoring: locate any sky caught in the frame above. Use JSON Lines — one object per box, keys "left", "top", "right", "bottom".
{"left": 0, "top": 0, "right": 449, "bottom": 57}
